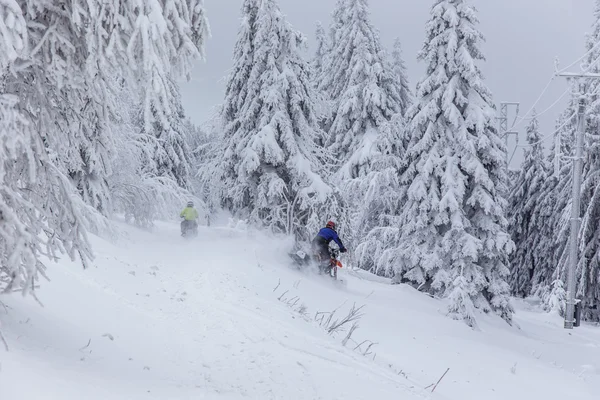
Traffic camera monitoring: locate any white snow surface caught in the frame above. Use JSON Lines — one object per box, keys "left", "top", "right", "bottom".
{"left": 1, "top": 220, "right": 598, "bottom": 400}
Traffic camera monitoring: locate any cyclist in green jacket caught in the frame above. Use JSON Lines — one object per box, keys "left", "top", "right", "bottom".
{"left": 180, "top": 201, "right": 199, "bottom": 236}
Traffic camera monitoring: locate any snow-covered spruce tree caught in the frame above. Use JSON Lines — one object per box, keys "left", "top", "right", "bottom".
{"left": 311, "top": 21, "right": 333, "bottom": 134}
{"left": 317, "top": 0, "right": 349, "bottom": 95}
{"left": 507, "top": 112, "right": 549, "bottom": 297}
{"left": 529, "top": 103, "right": 577, "bottom": 302}
{"left": 317, "top": 0, "right": 403, "bottom": 255}
{"left": 312, "top": 21, "right": 329, "bottom": 87}
{"left": 391, "top": 38, "right": 413, "bottom": 117}
{"left": 396, "top": 0, "right": 513, "bottom": 327}
{"left": 354, "top": 115, "right": 408, "bottom": 276}
{"left": 321, "top": 0, "right": 402, "bottom": 178}
{"left": 108, "top": 79, "right": 198, "bottom": 229}
{"left": 216, "top": 0, "right": 344, "bottom": 242}
{"left": 1, "top": 0, "right": 208, "bottom": 296}
{"left": 194, "top": 111, "right": 225, "bottom": 219}
{"left": 140, "top": 75, "right": 194, "bottom": 190}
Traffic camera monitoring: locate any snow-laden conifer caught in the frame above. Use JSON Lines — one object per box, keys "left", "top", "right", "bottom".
{"left": 313, "top": 22, "right": 329, "bottom": 87}
{"left": 217, "top": 0, "right": 344, "bottom": 241}
{"left": 391, "top": 38, "right": 413, "bottom": 117}
{"left": 507, "top": 112, "right": 548, "bottom": 297}
{"left": 321, "top": 0, "right": 402, "bottom": 179}
{"left": 353, "top": 115, "right": 407, "bottom": 276}
{"left": 396, "top": 0, "right": 513, "bottom": 327}
{"left": 141, "top": 76, "right": 194, "bottom": 190}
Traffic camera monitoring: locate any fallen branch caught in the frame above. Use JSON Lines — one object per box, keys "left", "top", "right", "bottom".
{"left": 431, "top": 368, "right": 450, "bottom": 393}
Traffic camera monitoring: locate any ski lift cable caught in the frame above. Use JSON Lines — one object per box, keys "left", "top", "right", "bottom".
{"left": 510, "top": 41, "right": 600, "bottom": 129}
{"left": 512, "top": 76, "right": 556, "bottom": 127}
{"left": 555, "top": 38, "right": 600, "bottom": 76}
{"left": 516, "top": 111, "right": 578, "bottom": 148}
{"left": 526, "top": 88, "right": 570, "bottom": 120}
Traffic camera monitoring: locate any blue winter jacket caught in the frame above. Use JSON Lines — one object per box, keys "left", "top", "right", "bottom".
{"left": 316, "top": 227, "right": 346, "bottom": 251}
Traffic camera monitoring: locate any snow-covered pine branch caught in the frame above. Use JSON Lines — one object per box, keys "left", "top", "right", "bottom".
{"left": 0, "top": 0, "right": 209, "bottom": 296}
{"left": 0, "top": 94, "right": 92, "bottom": 295}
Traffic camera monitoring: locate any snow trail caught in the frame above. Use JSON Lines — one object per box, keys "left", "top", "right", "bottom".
{"left": 1, "top": 221, "right": 598, "bottom": 400}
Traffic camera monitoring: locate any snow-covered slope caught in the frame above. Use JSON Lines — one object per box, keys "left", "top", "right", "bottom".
{"left": 1, "top": 221, "right": 598, "bottom": 399}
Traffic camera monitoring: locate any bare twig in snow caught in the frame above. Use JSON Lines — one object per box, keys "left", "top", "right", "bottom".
{"left": 314, "top": 311, "right": 328, "bottom": 325}
{"left": 324, "top": 310, "right": 336, "bottom": 329}
{"left": 31, "top": 292, "right": 44, "bottom": 308}
{"left": 0, "top": 328, "right": 8, "bottom": 351}
{"left": 297, "top": 304, "right": 307, "bottom": 316}
{"left": 278, "top": 290, "right": 289, "bottom": 301}
{"left": 362, "top": 341, "right": 377, "bottom": 356}
{"left": 431, "top": 368, "right": 450, "bottom": 393}
{"left": 272, "top": 279, "right": 281, "bottom": 292}
{"left": 327, "top": 304, "right": 365, "bottom": 335}
{"left": 287, "top": 297, "right": 299, "bottom": 308}
{"left": 342, "top": 322, "right": 359, "bottom": 346}
{"left": 354, "top": 340, "right": 368, "bottom": 351}
{"left": 79, "top": 339, "right": 92, "bottom": 351}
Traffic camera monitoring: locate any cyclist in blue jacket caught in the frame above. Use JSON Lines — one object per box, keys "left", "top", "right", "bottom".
{"left": 312, "top": 221, "right": 347, "bottom": 262}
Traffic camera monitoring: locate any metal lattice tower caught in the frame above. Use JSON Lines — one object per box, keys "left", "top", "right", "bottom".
{"left": 497, "top": 102, "right": 520, "bottom": 167}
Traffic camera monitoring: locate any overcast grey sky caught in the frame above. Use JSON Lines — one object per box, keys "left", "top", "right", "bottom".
{"left": 180, "top": 0, "right": 595, "bottom": 167}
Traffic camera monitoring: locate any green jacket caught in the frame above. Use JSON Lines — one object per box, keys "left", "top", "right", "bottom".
{"left": 180, "top": 207, "right": 199, "bottom": 221}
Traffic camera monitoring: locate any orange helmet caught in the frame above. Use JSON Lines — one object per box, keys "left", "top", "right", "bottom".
{"left": 326, "top": 221, "right": 336, "bottom": 230}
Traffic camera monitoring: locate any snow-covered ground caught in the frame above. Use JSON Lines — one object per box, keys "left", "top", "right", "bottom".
{"left": 1, "top": 220, "right": 598, "bottom": 400}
